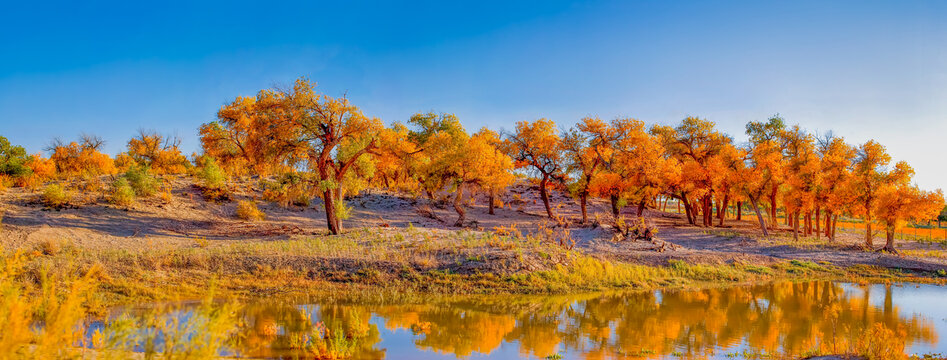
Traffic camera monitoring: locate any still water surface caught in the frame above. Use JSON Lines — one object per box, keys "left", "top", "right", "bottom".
{"left": 110, "top": 281, "right": 947, "bottom": 359}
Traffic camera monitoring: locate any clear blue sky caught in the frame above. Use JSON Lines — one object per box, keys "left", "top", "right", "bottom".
{"left": 1, "top": 0, "right": 944, "bottom": 191}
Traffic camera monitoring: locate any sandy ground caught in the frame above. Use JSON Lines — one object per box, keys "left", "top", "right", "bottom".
{"left": 1, "top": 177, "right": 945, "bottom": 273}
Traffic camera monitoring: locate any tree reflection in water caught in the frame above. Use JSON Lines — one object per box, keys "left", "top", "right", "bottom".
{"left": 230, "top": 281, "right": 937, "bottom": 359}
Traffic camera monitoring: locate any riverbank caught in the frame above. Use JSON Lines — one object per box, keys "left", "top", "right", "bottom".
{"left": 1, "top": 179, "right": 945, "bottom": 307}
{"left": 14, "top": 225, "right": 943, "bottom": 310}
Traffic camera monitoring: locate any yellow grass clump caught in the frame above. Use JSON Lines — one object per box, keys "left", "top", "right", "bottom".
{"left": 236, "top": 200, "right": 265, "bottom": 221}
{"left": 42, "top": 184, "right": 69, "bottom": 208}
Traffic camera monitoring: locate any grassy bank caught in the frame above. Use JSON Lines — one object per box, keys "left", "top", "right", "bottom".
{"left": 20, "top": 226, "right": 946, "bottom": 308}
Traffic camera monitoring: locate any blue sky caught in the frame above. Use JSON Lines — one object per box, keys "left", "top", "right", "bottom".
{"left": 1, "top": 0, "right": 944, "bottom": 190}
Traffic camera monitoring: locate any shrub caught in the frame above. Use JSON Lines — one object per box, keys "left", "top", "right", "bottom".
{"left": 109, "top": 178, "right": 135, "bottom": 206}
{"left": 197, "top": 157, "right": 226, "bottom": 189}
{"left": 124, "top": 165, "right": 158, "bottom": 197}
{"left": 0, "top": 136, "right": 31, "bottom": 179}
{"left": 235, "top": 200, "right": 265, "bottom": 221}
{"left": 261, "top": 172, "right": 311, "bottom": 207}
{"left": 42, "top": 184, "right": 69, "bottom": 208}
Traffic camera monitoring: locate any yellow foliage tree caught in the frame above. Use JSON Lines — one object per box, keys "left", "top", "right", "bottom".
{"left": 126, "top": 130, "right": 189, "bottom": 174}
{"left": 47, "top": 135, "right": 116, "bottom": 178}
{"left": 873, "top": 164, "right": 944, "bottom": 253}
{"left": 502, "top": 119, "right": 564, "bottom": 218}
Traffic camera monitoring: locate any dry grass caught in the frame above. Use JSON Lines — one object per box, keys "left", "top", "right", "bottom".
{"left": 41, "top": 184, "right": 69, "bottom": 208}
{"left": 236, "top": 200, "right": 266, "bottom": 221}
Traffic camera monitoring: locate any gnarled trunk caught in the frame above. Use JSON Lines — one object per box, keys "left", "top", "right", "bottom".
{"left": 539, "top": 175, "right": 554, "bottom": 218}
{"left": 792, "top": 211, "right": 800, "bottom": 241}
{"left": 831, "top": 215, "right": 838, "bottom": 241}
{"left": 610, "top": 194, "right": 621, "bottom": 217}
{"left": 814, "top": 207, "right": 821, "bottom": 239}
{"left": 453, "top": 183, "right": 466, "bottom": 226}
{"left": 579, "top": 194, "right": 588, "bottom": 223}
{"left": 680, "top": 195, "right": 695, "bottom": 225}
{"left": 323, "top": 189, "right": 340, "bottom": 235}
{"left": 881, "top": 225, "right": 898, "bottom": 254}
{"left": 748, "top": 195, "right": 769, "bottom": 238}
{"left": 718, "top": 194, "right": 729, "bottom": 227}
{"left": 488, "top": 191, "right": 496, "bottom": 215}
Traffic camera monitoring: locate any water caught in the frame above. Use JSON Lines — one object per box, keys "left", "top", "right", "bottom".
{"left": 100, "top": 281, "right": 947, "bottom": 359}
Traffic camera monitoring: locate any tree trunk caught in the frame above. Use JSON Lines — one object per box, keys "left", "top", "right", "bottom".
{"left": 748, "top": 195, "right": 769, "bottom": 237}
{"left": 579, "top": 193, "right": 588, "bottom": 223}
{"left": 706, "top": 196, "right": 713, "bottom": 227}
{"left": 814, "top": 207, "right": 821, "bottom": 239}
{"left": 610, "top": 194, "right": 621, "bottom": 217}
{"left": 334, "top": 186, "right": 345, "bottom": 232}
{"left": 736, "top": 201, "right": 742, "bottom": 221}
{"left": 831, "top": 215, "right": 838, "bottom": 241}
{"left": 718, "top": 194, "right": 729, "bottom": 227}
{"left": 881, "top": 225, "right": 898, "bottom": 254}
{"left": 768, "top": 189, "right": 778, "bottom": 229}
{"left": 323, "top": 189, "right": 339, "bottom": 235}
{"left": 453, "top": 183, "right": 466, "bottom": 226}
{"left": 792, "top": 211, "right": 800, "bottom": 241}
{"left": 865, "top": 213, "right": 874, "bottom": 249}
{"left": 636, "top": 200, "right": 646, "bottom": 217}
{"left": 807, "top": 212, "right": 813, "bottom": 235}
{"left": 681, "top": 195, "right": 695, "bottom": 225}
{"left": 488, "top": 191, "right": 496, "bottom": 215}
{"left": 539, "top": 175, "right": 554, "bottom": 218}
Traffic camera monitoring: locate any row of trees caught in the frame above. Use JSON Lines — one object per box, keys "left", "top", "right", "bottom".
{"left": 199, "top": 78, "right": 944, "bottom": 252}
{"left": 1, "top": 77, "right": 943, "bottom": 252}
{"left": 0, "top": 130, "right": 188, "bottom": 188}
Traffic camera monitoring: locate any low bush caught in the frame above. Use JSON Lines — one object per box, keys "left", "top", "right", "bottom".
{"left": 236, "top": 200, "right": 265, "bottom": 221}
{"left": 124, "top": 165, "right": 158, "bottom": 197}
{"left": 42, "top": 184, "right": 69, "bottom": 208}
{"left": 197, "top": 157, "right": 226, "bottom": 189}
{"left": 261, "top": 172, "right": 312, "bottom": 207}
{"left": 109, "top": 178, "right": 135, "bottom": 206}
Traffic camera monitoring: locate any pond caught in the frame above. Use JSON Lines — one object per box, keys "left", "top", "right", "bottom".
{"left": 92, "top": 281, "right": 946, "bottom": 359}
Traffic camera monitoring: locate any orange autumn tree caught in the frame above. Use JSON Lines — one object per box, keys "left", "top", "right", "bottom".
{"left": 288, "top": 78, "right": 383, "bottom": 234}
{"left": 502, "top": 119, "right": 565, "bottom": 218}
{"left": 405, "top": 112, "right": 467, "bottom": 199}
{"left": 200, "top": 91, "right": 305, "bottom": 176}
{"left": 46, "top": 134, "right": 116, "bottom": 178}
{"left": 707, "top": 142, "right": 747, "bottom": 227}
{"left": 723, "top": 141, "right": 773, "bottom": 236}
{"left": 849, "top": 140, "right": 908, "bottom": 249}
{"left": 587, "top": 117, "right": 668, "bottom": 217}
{"left": 472, "top": 128, "right": 515, "bottom": 216}
{"left": 815, "top": 133, "right": 856, "bottom": 241}
{"left": 24, "top": 154, "right": 56, "bottom": 187}
{"left": 652, "top": 117, "right": 731, "bottom": 226}
{"left": 779, "top": 125, "right": 821, "bottom": 241}
{"left": 744, "top": 115, "right": 787, "bottom": 228}
{"left": 443, "top": 128, "right": 514, "bottom": 225}
{"left": 561, "top": 117, "right": 605, "bottom": 223}
{"left": 126, "top": 130, "right": 189, "bottom": 174}
{"left": 405, "top": 112, "right": 513, "bottom": 225}
{"left": 372, "top": 123, "right": 422, "bottom": 193}
{"left": 873, "top": 166, "right": 944, "bottom": 253}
